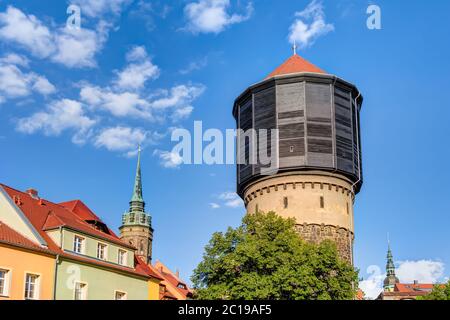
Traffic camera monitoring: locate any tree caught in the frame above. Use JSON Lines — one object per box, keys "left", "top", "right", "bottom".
{"left": 191, "top": 212, "right": 358, "bottom": 300}
{"left": 418, "top": 281, "right": 450, "bottom": 300}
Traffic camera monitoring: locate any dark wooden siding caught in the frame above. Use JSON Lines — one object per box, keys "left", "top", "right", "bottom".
{"left": 254, "top": 87, "right": 276, "bottom": 174}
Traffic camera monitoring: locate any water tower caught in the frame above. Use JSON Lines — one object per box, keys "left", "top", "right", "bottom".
{"left": 233, "top": 53, "right": 363, "bottom": 263}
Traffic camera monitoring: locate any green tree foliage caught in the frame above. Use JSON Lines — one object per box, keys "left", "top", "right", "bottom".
{"left": 418, "top": 281, "right": 450, "bottom": 300}
{"left": 192, "top": 212, "right": 358, "bottom": 300}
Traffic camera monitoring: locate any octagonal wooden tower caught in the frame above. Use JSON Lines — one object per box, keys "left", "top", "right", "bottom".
{"left": 233, "top": 54, "right": 363, "bottom": 264}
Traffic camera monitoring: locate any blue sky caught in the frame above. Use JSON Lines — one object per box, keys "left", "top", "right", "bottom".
{"left": 0, "top": 0, "right": 449, "bottom": 298}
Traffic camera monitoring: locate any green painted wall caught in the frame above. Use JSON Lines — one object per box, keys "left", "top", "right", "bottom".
{"left": 55, "top": 259, "right": 148, "bottom": 300}
{"left": 59, "top": 229, "right": 134, "bottom": 268}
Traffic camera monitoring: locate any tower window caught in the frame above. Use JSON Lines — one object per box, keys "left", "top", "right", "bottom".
{"left": 283, "top": 197, "right": 288, "bottom": 209}
{"left": 320, "top": 196, "right": 324, "bottom": 208}
{"left": 346, "top": 202, "right": 349, "bottom": 215}
{"left": 289, "top": 146, "right": 294, "bottom": 153}
{"left": 255, "top": 204, "right": 259, "bottom": 213}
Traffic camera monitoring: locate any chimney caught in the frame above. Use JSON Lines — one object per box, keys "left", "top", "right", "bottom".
{"left": 176, "top": 269, "right": 180, "bottom": 278}
{"left": 26, "top": 188, "right": 39, "bottom": 199}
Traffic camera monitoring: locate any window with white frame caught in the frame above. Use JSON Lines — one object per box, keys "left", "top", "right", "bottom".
{"left": 74, "top": 282, "right": 87, "bottom": 300}
{"left": 115, "top": 291, "right": 127, "bottom": 300}
{"left": 97, "top": 243, "right": 107, "bottom": 260}
{"left": 118, "top": 249, "right": 127, "bottom": 266}
{"left": 24, "top": 273, "right": 39, "bottom": 300}
{"left": 0, "top": 269, "right": 10, "bottom": 297}
{"left": 73, "top": 235, "right": 85, "bottom": 254}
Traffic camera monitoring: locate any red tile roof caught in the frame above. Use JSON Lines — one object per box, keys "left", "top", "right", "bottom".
{"left": 0, "top": 183, "right": 156, "bottom": 280}
{"left": 266, "top": 54, "right": 326, "bottom": 79}
{"left": 154, "top": 261, "right": 193, "bottom": 299}
{"left": 135, "top": 257, "right": 164, "bottom": 281}
{"left": 0, "top": 220, "right": 53, "bottom": 255}
{"left": 394, "top": 283, "right": 434, "bottom": 293}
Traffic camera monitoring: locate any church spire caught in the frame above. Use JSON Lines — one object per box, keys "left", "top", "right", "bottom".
{"left": 383, "top": 238, "right": 399, "bottom": 291}
{"left": 120, "top": 145, "right": 153, "bottom": 264}
{"left": 131, "top": 145, "right": 144, "bottom": 203}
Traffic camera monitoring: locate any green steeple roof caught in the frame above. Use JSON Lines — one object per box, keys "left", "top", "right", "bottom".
{"left": 383, "top": 239, "right": 399, "bottom": 291}
{"left": 386, "top": 244, "right": 395, "bottom": 276}
{"left": 131, "top": 145, "right": 144, "bottom": 203}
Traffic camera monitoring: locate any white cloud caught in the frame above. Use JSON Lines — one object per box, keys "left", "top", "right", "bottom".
{"left": 126, "top": 45, "right": 148, "bottom": 62}
{"left": 288, "top": 0, "right": 334, "bottom": 49}
{"left": 359, "top": 260, "right": 446, "bottom": 300}
{"left": 153, "top": 149, "right": 183, "bottom": 168}
{"left": 0, "top": 60, "right": 55, "bottom": 99}
{"left": 0, "top": 6, "right": 55, "bottom": 58}
{"left": 150, "top": 84, "right": 205, "bottom": 109}
{"left": 0, "top": 53, "right": 29, "bottom": 67}
{"left": 69, "top": 0, "right": 132, "bottom": 18}
{"left": 184, "top": 0, "right": 253, "bottom": 34}
{"left": 396, "top": 260, "right": 445, "bottom": 284}
{"left": 114, "top": 46, "right": 160, "bottom": 90}
{"left": 209, "top": 202, "right": 220, "bottom": 209}
{"left": 179, "top": 57, "right": 208, "bottom": 75}
{"left": 52, "top": 21, "right": 110, "bottom": 68}
{"left": 0, "top": 6, "right": 110, "bottom": 68}
{"left": 80, "top": 85, "right": 152, "bottom": 119}
{"left": 16, "top": 99, "right": 96, "bottom": 144}
{"left": 94, "top": 126, "right": 149, "bottom": 153}
{"left": 32, "top": 76, "right": 56, "bottom": 95}
{"left": 218, "top": 191, "right": 243, "bottom": 208}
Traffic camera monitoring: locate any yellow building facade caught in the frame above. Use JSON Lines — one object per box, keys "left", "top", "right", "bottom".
{"left": 0, "top": 237, "right": 55, "bottom": 300}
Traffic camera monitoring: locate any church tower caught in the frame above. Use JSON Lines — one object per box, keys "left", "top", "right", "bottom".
{"left": 119, "top": 147, "right": 153, "bottom": 263}
{"left": 383, "top": 244, "right": 399, "bottom": 291}
{"left": 233, "top": 52, "right": 364, "bottom": 264}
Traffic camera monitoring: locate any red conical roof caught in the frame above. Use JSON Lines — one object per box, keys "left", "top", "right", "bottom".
{"left": 266, "top": 54, "right": 326, "bottom": 79}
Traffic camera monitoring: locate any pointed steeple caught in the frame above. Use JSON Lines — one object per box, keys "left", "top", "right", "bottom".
{"left": 120, "top": 145, "right": 153, "bottom": 263}
{"left": 383, "top": 237, "right": 399, "bottom": 291}
{"left": 131, "top": 145, "right": 144, "bottom": 203}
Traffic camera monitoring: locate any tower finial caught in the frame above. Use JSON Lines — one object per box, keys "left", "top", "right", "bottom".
{"left": 292, "top": 41, "right": 297, "bottom": 55}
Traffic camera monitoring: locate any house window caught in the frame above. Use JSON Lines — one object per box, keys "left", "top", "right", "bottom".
{"left": 115, "top": 291, "right": 127, "bottom": 300}
{"left": 24, "top": 274, "right": 39, "bottom": 300}
{"left": 320, "top": 196, "right": 324, "bottom": 208}
{"left": 74, "top": 282, "right": 87, "bottom": 300}
{"left": 0, "top": 269, "right": 10, "bottom": 297}
{"left": 97, "top": 243, "right": 107, "bottom": 260}
{"left": 118, "top": 250, "right": 127, "bottom": 266}
{"left": 73, "top": 235, "right": 85, "bottom": 254}
{"left": 283, "top": 197, "right": 288, "bottom": 209}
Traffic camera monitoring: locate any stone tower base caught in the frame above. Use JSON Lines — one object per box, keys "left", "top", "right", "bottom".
{"left": 243, "top": 171, "right": 355, "bottom": 264}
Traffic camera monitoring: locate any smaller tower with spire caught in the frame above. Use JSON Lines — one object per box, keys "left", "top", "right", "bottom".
{"left": 119, "top": 146, "right": 153, "bottom": 263}
{"left": 383, "top": 242, "right": 399, "bottom": 292}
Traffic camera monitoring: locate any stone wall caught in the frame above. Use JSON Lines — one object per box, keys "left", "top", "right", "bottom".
{"left": 295, "top": 223, "right": 353, "bottom": 264}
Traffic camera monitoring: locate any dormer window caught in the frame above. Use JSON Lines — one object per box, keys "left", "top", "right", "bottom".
{"left": 177, "top": 283, "right": 187, "bottom": 290}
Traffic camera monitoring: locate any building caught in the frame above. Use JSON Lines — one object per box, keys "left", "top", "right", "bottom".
{"left": 0, "top": 219, "right": 56, "bottom": 300}
{"left": 377, "top": 245, "right": 437, "bottom": 300}
{"left": 0, "top": 183, "right": 162, "bottom": 300}
{"left": 119, "top": 147, "right": 193, "bottom": 300}
{"left": 119, "top": 146, "right": 153, "bottom": 264}
{"left": 154, "top": 260, "right": 193, "bottom": 300}
{"left": 233, "top": 53, "right": 364, "bottom": 263}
